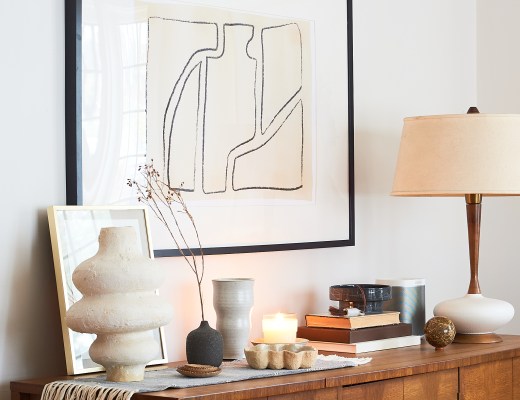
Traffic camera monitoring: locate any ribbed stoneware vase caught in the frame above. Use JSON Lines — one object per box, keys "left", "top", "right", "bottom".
{"left": 66, "top": 226, "right": 172, "bottom": 382}
{"left": 212, "top": 278, "right": 254, "bottom": 359}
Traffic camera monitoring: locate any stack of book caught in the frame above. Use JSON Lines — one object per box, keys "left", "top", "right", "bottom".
{"left": 298, "top": 311, "right": 421, "bottom": 353}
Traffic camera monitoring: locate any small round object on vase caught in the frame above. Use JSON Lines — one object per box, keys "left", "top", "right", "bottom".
{"left": 424, "top": 316, "right": 456, "bottom": 350}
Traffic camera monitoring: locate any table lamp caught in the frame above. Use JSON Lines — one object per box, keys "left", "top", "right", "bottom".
{"left": 391, "top": 107, "right": 518, "bottom": 343}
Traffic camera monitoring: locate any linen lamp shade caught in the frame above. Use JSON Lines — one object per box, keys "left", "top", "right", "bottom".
{"left": 392, "top": 113, "right": 520, "bottom": 196}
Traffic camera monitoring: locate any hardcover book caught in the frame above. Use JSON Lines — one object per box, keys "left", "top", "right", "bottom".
{"left": 308, "top": 335, "right": 422, "bottom": 354}
{"left": 297, "top": 322, "right": 412, "bottom": 344}
{"left": 305, "top": 311, "right": 400, "bottom": 329}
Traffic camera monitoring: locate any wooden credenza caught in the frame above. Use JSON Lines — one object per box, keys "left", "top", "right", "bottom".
{"left": 11, "top": 335, "right": 520, "bottom": 400}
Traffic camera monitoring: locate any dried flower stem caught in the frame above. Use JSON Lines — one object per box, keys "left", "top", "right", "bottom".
{"left": 128, "top": 162, "right": 205, "bottom": 321}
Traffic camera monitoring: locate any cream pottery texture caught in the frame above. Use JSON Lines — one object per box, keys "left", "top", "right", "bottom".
{"left": 213, "top": 278, "right": 254, "bottom": 359}
{"left": 66, "top": 226, "right": 172, "bottom": 382}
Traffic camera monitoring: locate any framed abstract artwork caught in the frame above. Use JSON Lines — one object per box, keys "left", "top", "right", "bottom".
{"left": 65, "top": 0, "right": 354, "bottom": 256}
{"left": 47, "top": 205, "right": 168, "bottom": 374}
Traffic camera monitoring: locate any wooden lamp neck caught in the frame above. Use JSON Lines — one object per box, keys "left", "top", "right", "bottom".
{"left": 465, "top": 194, "right": 482, "bottom": 295}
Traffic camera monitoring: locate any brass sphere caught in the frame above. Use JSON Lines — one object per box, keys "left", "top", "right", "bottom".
{"left": 424, "top": 316, "right": 456, "bottom": 350}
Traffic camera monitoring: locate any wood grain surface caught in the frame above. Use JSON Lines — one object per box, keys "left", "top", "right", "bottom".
{"left": 11, "top": 335, "right": 520, "bottom": 400}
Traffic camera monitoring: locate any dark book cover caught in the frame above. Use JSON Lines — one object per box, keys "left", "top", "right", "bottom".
{"left": 297, "top": 322, "right": 413, "bottom": 343}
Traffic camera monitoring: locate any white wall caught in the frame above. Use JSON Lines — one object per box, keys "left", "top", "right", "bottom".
{"left": 3, "top": 0, "right": 506, "bottom": 399}
{"left": 0, "top": 0, "right": 68, "bottom": 396}
{"left": 477, "top": 0, "right": 520, "bottom": 114}
{"left": 476, "top": 0, "right": 520, "bottom": 334}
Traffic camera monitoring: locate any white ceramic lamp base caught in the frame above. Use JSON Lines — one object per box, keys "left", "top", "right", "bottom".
{"left": 433, "top": 294, "right": 514, "bottom": 343}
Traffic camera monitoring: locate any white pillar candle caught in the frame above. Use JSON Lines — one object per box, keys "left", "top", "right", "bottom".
{"left": 262, "top": 313, "right": 298, "bottom": 343}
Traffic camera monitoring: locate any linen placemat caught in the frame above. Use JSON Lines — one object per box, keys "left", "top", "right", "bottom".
{"left": 41, "top": 355, "right": 371, "bottom": 400}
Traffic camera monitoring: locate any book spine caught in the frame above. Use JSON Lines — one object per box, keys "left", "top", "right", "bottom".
{"left": 308, "top": 335, "right": 422, "bottom": 354}
{"left": 298, "top": 326, "right": 352, "bottom": 342}
{"left": 297, "top": 323, "right": 412, "bottom": 343}
{"left": 304, "top": 312, "right": 400, "bottom": 329}
{"left": 304, "top": 317, "right": 350, "bottom": 329}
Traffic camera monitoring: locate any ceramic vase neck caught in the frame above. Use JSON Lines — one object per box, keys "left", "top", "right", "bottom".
{"left": 98, "top": 226, "right": 140, "bottom": 257}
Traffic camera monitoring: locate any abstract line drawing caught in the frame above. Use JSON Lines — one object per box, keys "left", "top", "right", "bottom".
{"left": 147, "top": 10, "right": 309, "bottom": 199}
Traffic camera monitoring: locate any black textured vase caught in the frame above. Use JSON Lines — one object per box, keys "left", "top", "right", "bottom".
{"left": 186, "top": 320, "right": 224, "bottom": 367}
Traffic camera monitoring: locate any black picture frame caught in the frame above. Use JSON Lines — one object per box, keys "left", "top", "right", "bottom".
{"left": 65, "top": 0, "right": 355, "bottom": 257}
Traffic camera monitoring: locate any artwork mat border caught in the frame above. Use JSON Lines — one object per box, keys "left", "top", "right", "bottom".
{"left": 64, "top": 0, "right": 355, "bottom": 256}
{"left": 47, "top": 205, "right": 168, "bottom": 375}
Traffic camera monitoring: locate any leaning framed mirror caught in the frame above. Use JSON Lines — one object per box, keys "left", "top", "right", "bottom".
{"left": 47, "top": 205, "right": 168, "bottom": 375}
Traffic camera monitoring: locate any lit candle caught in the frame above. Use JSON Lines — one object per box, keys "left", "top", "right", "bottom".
{"left": 262, "top": 313, "right": 298, "bottom": 343}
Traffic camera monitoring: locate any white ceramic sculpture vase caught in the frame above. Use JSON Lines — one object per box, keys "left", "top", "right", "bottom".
{"left": 66, "top": 226, "right": 172, "bottom": 382}
{"left": 212, "top": 278, "right": 254, "bottom": 359}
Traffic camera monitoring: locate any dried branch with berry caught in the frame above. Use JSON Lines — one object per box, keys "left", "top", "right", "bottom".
{"left": 127, "top": 162, "right": 206, "bottom": 321}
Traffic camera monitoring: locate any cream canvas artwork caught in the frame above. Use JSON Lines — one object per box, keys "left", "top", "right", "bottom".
{"left": 146, "top": 5, "right": 313, "bottom": 201}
